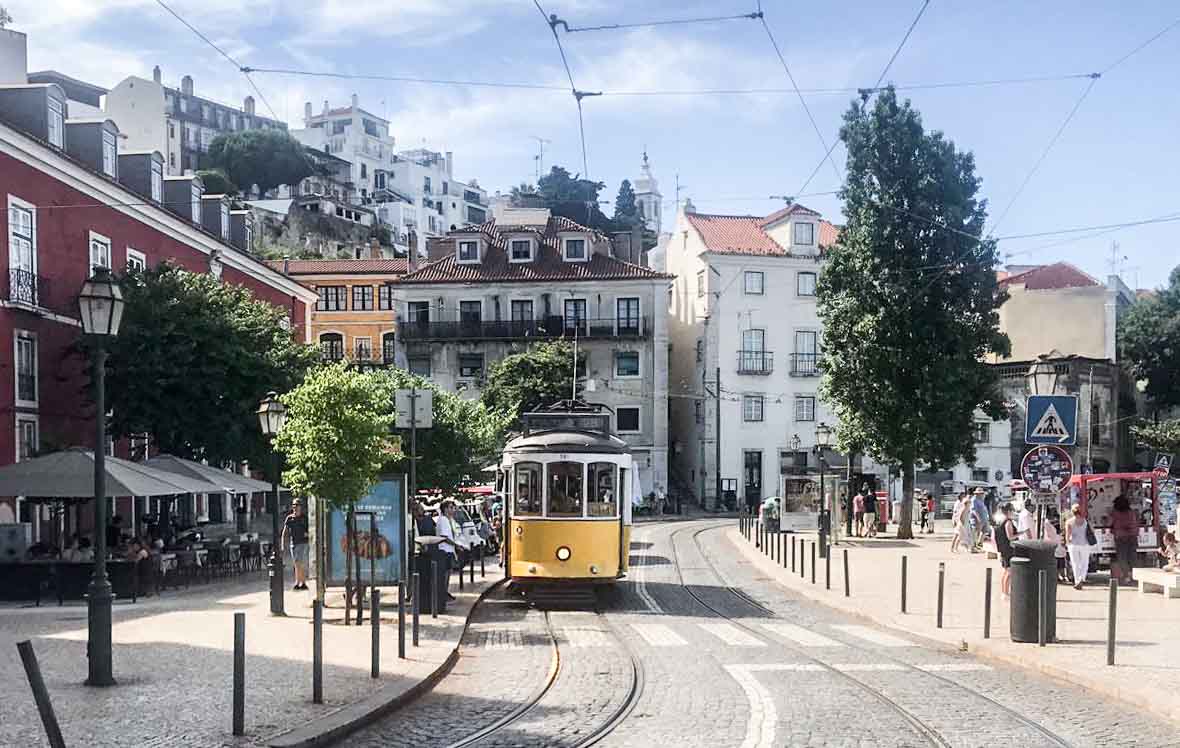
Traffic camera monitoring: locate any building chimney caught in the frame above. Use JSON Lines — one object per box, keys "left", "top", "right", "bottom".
{"left": 408, "top": 230, "right": 419, "bottom": 271}
{"left": 152, "top": 65, "right": 162, "bottom": 84}
{"left": 0, "top": 29, "right": 29, "bottom": 86}
{"left": 243, "top": 95, "right": 255, "bottom": 115}
{"left": 369, "top": 238, "right": 381, "bottom": 260}
{"left": 322, "top": 99, "right": 329, "bottom": 114}
{"left": 180, "top": 74, "right": 193, "bottom": 96}
{"left": 445, "top": 151, "right": 454, "bottom": 178}
{"left": 283, "top": 257, "right": 290, "bottom": 275}
{"left": 304, "top": 101, "right": 312, "bottom": 121}
{"left": 351, "top": 92, "right": 359, "bottom": 109}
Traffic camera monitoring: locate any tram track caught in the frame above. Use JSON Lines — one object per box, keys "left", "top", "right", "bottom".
{"left": 674, "top": 521, "right": 1075, "bottom": 748}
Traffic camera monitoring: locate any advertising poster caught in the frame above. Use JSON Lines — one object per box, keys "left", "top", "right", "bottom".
{"left": 324, "top": 475, "right": 406, "bottom": 587}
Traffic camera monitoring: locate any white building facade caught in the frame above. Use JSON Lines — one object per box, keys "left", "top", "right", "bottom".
{"left": 394, "top": 209, "right": 670, "bottom": 496}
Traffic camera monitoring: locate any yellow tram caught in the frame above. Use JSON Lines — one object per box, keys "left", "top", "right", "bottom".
{"left": 499, "top": 402, "right": 633, "bottom": 600}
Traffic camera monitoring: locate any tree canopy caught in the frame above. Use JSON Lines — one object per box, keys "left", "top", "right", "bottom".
{"left": 511, "top": 166, "right": 616, "bottom": 232}
{"left": 1119, "top": 264, "right": 1180, "bottom": 412}
{"left": 613, "top": 179, "right": 640, "bottom": 225}
{"left": 195, "top": 169, "right": 237, "bottom": 197}
{"left": 100, "top": 263, "right": 320, "bottom": 466}
{"left": 204, "top": 129, "right": 313, "bottom": 196}
{"left": 817, "top": 88, "right": 1009, "bottom": 537}
{"left": 481, "top": 341, "right": 581, "bottom": 427}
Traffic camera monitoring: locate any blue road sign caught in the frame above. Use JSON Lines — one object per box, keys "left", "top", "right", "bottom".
{"left": 1025, "top": 395, "right": 1078, "bottom": 446}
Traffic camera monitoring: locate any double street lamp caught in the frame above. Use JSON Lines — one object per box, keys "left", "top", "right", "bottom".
{"left": 815, "top": 422, "right": 833, "bottom": 558}
{"left": 257, "top": 392, "right": 287, "bottom": 616}
{"left": 79, "top": 267, "right": 124, "bottom": 687}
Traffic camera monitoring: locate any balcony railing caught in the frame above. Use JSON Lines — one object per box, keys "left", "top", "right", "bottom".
{"left": 398, "top": 316, "right": 650, "bottom": 342}
{"left": 736, "top": 350, "right": 774, "bottom": 375}
{"left": 5, "top": 268, "right": 73, "bottom": 316}
{"left": 790, "top": 352, "right": 820, "bottom": 377}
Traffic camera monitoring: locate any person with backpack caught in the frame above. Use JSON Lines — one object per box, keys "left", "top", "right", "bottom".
{"left": 994, "top": 503, "right": 1019, "bottom": 599}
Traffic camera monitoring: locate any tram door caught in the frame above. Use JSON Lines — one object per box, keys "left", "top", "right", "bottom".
{"left": 744, "top": 450, "right": 763, "bottom": 506}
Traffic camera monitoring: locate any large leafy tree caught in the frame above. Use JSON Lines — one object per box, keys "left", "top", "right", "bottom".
{"left": 818, "top": 87, "right": 1010, "bottom": 538}
{"left": 205, "top": 129, "right": 313, "bottom": 196}
{"left": 195, "top": 168, "right": 237, "bottom": 197}
{"left": 613, "top": 179, "right": 640, "bottom": 225}
{"left": 101, "top": 263, "right": 319, "bottom": 466}
{"left": 481, "top": 340, "right": 582, "bottom": 426}
{"left": 380, "top": 369, "right": 510, "bottom": 491}
{"left": 509, "top": 166, "right": 614, "bottom": 231}
{"left": 1119, "top": 265, "right": 1180, "bottom": 412}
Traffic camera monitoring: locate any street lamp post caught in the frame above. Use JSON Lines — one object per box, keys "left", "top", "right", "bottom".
{"left": 257, "top": 392, "right": 288, "bottom": 616}
{"left": 79, "top": 267, "right": 124, "bottom": 687}
{"left": 815, "top": 422, "right": 833, "bottom": 559}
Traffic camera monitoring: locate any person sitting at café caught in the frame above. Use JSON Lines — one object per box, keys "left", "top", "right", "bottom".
{"left": 124, "top": 537, "right": 149, "bottom": 562}
{"left": 1158, "top": 531, "right": 1179, "bottom": 572}
{"left": 25, "top": 540, "right": 52, "bottom": 560}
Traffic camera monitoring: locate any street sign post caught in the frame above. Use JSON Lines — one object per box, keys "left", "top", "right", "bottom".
{"left": 1021, "top": 446, "right": 1075, "bottom": 496}
{"left": 1025, "top": 395, "right": 1079, "bottom": 446}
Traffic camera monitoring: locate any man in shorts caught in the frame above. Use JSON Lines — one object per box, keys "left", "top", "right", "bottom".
{"left": 281, "top": 498, "right": 310, "bottom": 591}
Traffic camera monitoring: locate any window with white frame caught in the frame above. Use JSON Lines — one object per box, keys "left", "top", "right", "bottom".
{"left": 15, "top": 332, "right": 37, "bottom": 405}
{"left": 562, "top": 237, "right": 587, "bottom": 261}
{"left": 352, "top": 285, "right": 374, "bottom": 311}
{"left": 316, "top": 286, "right": 347, "bottom": 311}
{"left": 378, "top": 284, "right": 394, "bottom": 311}
{"left": 797, "top": 271, "right": 817, "bottom": 296}
{"left": 617, "top": 407, "right": 640, "bottom": 433}
{"left": 743, "top": 394, "right": 764, "bottom": 422}
{"left": 973, "top": 422, "right": 990, "bottom": 443}
{"left": 458, "top": 353, "right": 485, "bottom": 379}
{"left": 615, "top": 351, "right": 640, "bottom": 377}
{"left": 319, "top": 333, "right": 344, "bottom": 361}
{"left": 696, "top": 270, "right": 705, "bottom": 297}
{"left": 408, "top": 354, "right": 431, "bottom": 377}
{"left": 617, "top": 297, "right": 640, "bottom": 333}
{"left": 354, "top": 337, "right": 372, "bottom": 361}
{"left": 382, "top": 332, "right": 397, "bottom": 364}
{"left": 16, "top": 416, "right": 37, "bottom": 461}
{"left": 126, "top": 248, "right": 147, "bottom": 272}
{"left": 457, "top": 239, "right": 479, "bottom": 263}
{"left": 509, "top": 238, "right": 533, "bottom": 262}
{"left": 89, "top": 232, "right": 112, "bottom": 273}
{"left": 150, "top": 161, "right": 163, "bottom": 202}
{"left": 744, "top": 270, "right": 764, "bottom": 295}
{"left": 47, "top": 98, "right": 63, "bottom": 148}
{"left": 102, "top": 131, "right": 118, "bottom": 177}
{"left": 794, "top": 396, "right": 816, "bottom": 422}
{"left": 793, "top": 222, "right": 815, "bottom": 245}
{"left": 190, "top": 183, "right": 202, "bottom": 223}
{"left": 8, "top": 197, "right": 36, "bottom": 293}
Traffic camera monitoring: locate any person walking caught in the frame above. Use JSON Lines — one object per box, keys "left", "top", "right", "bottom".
{"left": 995, "top": 503, "right": 1018, "bottom": 599}
{"left": 863, "top": 491, "right": 878, "bottom": 538}
{"left": 436, "top": 501, "right": 458, "bottom": 601}
{"left": 1043, "top": 508, "right": 1068, "bottom": 583}
{"left": 971, "top": 489, "right": 989, "bottom": 551}
{"left": 1017, "top": 499, "right": 1035, "bottom": 540}
{"left": 280, "top": 498, "right": 310, "bottom": 591}
{"left": 925, "top": 493, "right": 937, "bottom": 534}
{"left": 1065, "top": 503, "right": 1094, "bottom": 590}
{"left": 919, "top": 491, "right": 930, "bottom": 534}
{"left": 1110, "top": 494, "right": 1139, "bottom": 586}
{"left": 950, "top": 492, "right": 965, "bottom": 552}
{"left": 852, "top": 491, "right": 865, "bottom": 538}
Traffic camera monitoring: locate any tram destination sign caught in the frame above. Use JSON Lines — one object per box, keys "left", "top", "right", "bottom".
{"left": 1021, "top": 445, "right": 1074, "bottom": 495}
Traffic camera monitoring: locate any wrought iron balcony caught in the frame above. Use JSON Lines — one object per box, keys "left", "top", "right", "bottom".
{"left": 6, "top": 268, "right": 44, "bottom": 308}
{"left": 398, "top": 316, "right": 650, "bottom": 342}
{"left": 736, "top": 350, "right": 774, "bottom": 375}
{"left": 790, "top": 352, "right": 820, "bottom": 377}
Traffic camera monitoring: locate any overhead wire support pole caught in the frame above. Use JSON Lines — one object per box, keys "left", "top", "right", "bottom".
{"left": 535, "top": 2, "right": 595, "bottom": 179}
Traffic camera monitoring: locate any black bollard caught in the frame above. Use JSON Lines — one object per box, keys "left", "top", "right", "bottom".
{"left": 843, "top": 549, "right": 850, "bottom": 597}
{"left": 1038, "top": 570, "right": 1047, "bottom": 647}
{"left": 1107, "top": 577, "right": 1118, "bottom": 666}
{"left": 810, "top": 542, "right": 816, "bottom": 585}
{"left": 825, "top": 548, "right": 831, "bottom": 590}
{"left": 481, "top": 552, "right": 486, "bottom": 579}
{"left": 16, "top": 641, "right": 65, "bottom": 748}
{"left": 901, "top": 556, "right": 908, "bottom": 613}
{"left": 458, "top": 553, "right": 465, "bottom": 591}
{"left": 800, "top": 538, "right": 805, "bottom": 579}
{"left": 984, "top": 567, "right": 992, "bottom": 639}
{"left": 412, "top": 572, "right": 421, "bottom": 647}
{"left": 782, "top": 533, "right": 788, "bottom": 570}
{"left": 470, "top": 555, "right": 475, "bottom": 586}
{"left": 371, "top": 587, "right": 381, "bottom": 678}
{"left": 936, "top": 562, "right": 945, "bottom": 629}
{"left": 791, "top": 535, "right": 796, "bottom": 573}
{"left": 431, "top": 559, "right": 439, "bottom": 619}
{"left": 398, "top": 581, "right": 406, "bottom": 659}
{"left": 312, "top": 599, "right": 323, "bottom": 704}
{"left": 233, "top": 612, "right": 245, "bottom": 736}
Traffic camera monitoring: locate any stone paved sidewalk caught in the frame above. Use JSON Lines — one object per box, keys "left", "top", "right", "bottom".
{"left": 0, "top": 566, "right": 501, "bottom": 747}
{"left": 729, "top": 523, "right": 1180, "bottom": 727}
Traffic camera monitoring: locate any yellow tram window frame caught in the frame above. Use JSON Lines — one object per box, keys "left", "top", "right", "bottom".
{"left": 514, "top": 461, "right": 542, "bottom": 517}
{"left": 546, "top": 461, "right": 585, "bottom": 518}
{"left": 588, "top": 462, "right": 617, "bottom": 518}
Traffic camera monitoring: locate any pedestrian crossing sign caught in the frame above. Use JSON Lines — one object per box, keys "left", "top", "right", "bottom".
{"left": 1025, "top": 395, "right": 1078, "bottom": 446}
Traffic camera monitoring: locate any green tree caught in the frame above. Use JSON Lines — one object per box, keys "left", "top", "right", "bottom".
{"left": 1119, "top": 265, "right": 1180, "bottom": 414}
{"left": 818, "top": 88, "right": 1010, "bottom": 538}
{"left": 380, "top": 369, "right": 510, "bottom": 491}
{"left": 205, "top": 129, "right": 313, "bottom": 196}
{"left": 101, "top": 263, "right": 319, "bottom": 466}
{"left": 275, "top": 363, "right": 396, "bottom": 610}
{"left": 195, "top": 168, "right": 237, "bottom": 196}
{"left": 1131, "top": 419, "right": 1180, "bottom": 456}
{"left": 613, "top": 179, "right": 640, "bottom": 225}
{"left": 482, "top": 340, "right": 582, "bottom": 426}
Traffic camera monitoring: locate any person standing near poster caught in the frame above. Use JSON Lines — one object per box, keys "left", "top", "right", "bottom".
{"left": 281, "top": 499, "right": 310, "bottom": 591}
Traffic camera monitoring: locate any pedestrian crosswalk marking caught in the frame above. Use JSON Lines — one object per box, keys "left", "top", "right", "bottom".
{"left": 830, "top": 625, "right": 913, "bottom": 647}
{"left": 699, "top": 622, "right": 767, "bottom": 647}
{"left": 559, "top": 628, "right": 612, "bottom": 648}
{"left": 831, "top": 663, "right": 905, "bottom": 671}
{"left": 629, "top": 623, "right": 687, "bottom": 647}
{"left": 916, "top": 663, "right": 992, "bottom": 672}
{"left": 759, "top": 622, "right": 846, "bottom": 648}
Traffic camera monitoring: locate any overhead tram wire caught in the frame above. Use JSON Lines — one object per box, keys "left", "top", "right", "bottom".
{"left": 795, "top": 0, "right": 931, "bottom": 198}
{"left": 533, "top": 0, "right": 597, "bottom": 179}
{"left": 153, "top": 0, "right": 281, "bottom": 122}
{"left": 560, "top": 11, "right": 763, "bottom": 34}
{"left": 240, "top": 67, "right": 568, "bottom": 92}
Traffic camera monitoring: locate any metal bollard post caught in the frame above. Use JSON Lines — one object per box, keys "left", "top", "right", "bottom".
{"left": 825, "top": 548, "right": 831, "bottom": 590}
{"left": 782, "top": 533, "right": 788, "bottom": 569}
{"left": 1107, "top": 577, "right": 1117, "bottom": 666}
{"left": 984, "top": 567, "right": 992, "bottom": 639}
{"left": 312, "top": 599, "right": 323, "bottom": 704}
{"left": 901, "top": 556, "right": 908, "bottom": 613}
{"left": 791, "top": 535, "right": 796, "bottom": 573}
{"left": 431, "top": 559, "right": 439, "bottom": 619}
{"left": 810, "top": 542, "right": 816, "bottom": 585}
{"left": 843, "top": 549, "right": 850, "bottom": 597}
{"left": 470, "top": 555, "right": 475, "bottom": 586}
{"left": 16, "top": 641, "right": 65, "bottom": 748}
{"left": 458, "top": 553, "right": 465, "bottom": 591}
{"left": 412, "top": 572, "right": 421, "bottom": 647}
{"left": 233, "top": 612, "right": 245, "bottom": 736}
{"left": 398, "top": 582, "right": 406, "bottom": 659}
{"left": 800, "top": 538, "right": 805, "bottom": 579}
{"left": 936, "top": 562, "right": 945, "bottom": 629}
{"left": 481, "top": 552, "right": 486, "bottom": 579}
{"left": 1038, "top": 570, "right": 1047, "bottom": 647}
{"left": 371, "top": 587, "right": 381, "bottom": 678}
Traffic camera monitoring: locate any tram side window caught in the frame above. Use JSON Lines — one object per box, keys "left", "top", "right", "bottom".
{"left": 588, "top": 462, "right": 617, "bottom": 517}
{"left": 515, "top": 462, "right": 542, "bottom": 516}
{"left": 548, "top": 461, "right": 584, "bottom": 517}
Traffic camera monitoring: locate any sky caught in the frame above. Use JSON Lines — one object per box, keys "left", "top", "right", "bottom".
{"left": 9, "top": 0, "right": 1180, "bottom": 289}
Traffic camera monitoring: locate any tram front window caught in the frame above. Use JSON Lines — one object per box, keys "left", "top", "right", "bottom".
{"left": 588, "top": 462, "right": 617, "bottom": 517}
{"left": 515, "top": 462, "right": 542, "bottom": 516}
{"left": 548, "top": 461, "right": 584, "bottom": 517}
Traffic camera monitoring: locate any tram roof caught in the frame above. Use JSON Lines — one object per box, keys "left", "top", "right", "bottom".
{"left": 504, "top": 429, "right": 630, "bottom": 455}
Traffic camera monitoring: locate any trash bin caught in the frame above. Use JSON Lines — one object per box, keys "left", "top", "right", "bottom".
{"left": 1010, "top": 540, "right": 1057, "bottom": 643}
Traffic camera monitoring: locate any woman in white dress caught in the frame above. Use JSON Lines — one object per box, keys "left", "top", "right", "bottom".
{"left": 1064, "top": 503, "right": 1093, "bottom": 590}
{"left": 957, "top": 496, "right": 974, "bottom": 553}
{"left": 950, "top": 493, "right": 966, "bottom": 552}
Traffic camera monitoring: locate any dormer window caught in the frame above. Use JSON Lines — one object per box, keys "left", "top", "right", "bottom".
{"left": 101, "top": 131, "right": 118, "bottom": 177}
{"left": 47, "top": 98, "right": 64, "bottom": 148}
{"left": 793, "top": 222, "right": 815, "bottom": 246}
{"left": 220, "top": 203, "right": 230, "bottom": 240}
{"left": 562, "top": 237, "right": 587, "bottom": 262}
{"left": 509, "top": 238, "right": 534, "bottom": 263}
{"left": 150, "top": 161, "right": 163, "bottom": 203}
{"left": 457, "top": 239, "right": 480, "bottom": 263}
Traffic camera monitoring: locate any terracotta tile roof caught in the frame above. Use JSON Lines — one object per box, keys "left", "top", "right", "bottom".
{"left": 686, "top": 204, "right": 840, "bottom": 256}
{"left": 819, "top": 220, "right": 840, "bottom": 248}
{"left": 400, "top": 217, "right": 668, "bottom": 284}
{"left": 998, "top": 262, "right": 1100, "bottom": 290}
{"left": 759, "top": 202, "right": 821, "bottom": 228}
{"left": 267, "top": 258, "right": 408, "bottom": 276}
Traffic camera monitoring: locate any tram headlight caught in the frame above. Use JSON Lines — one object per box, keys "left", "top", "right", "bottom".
{"left": 555, "top": 546, "right": 572, "bottom": 561}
